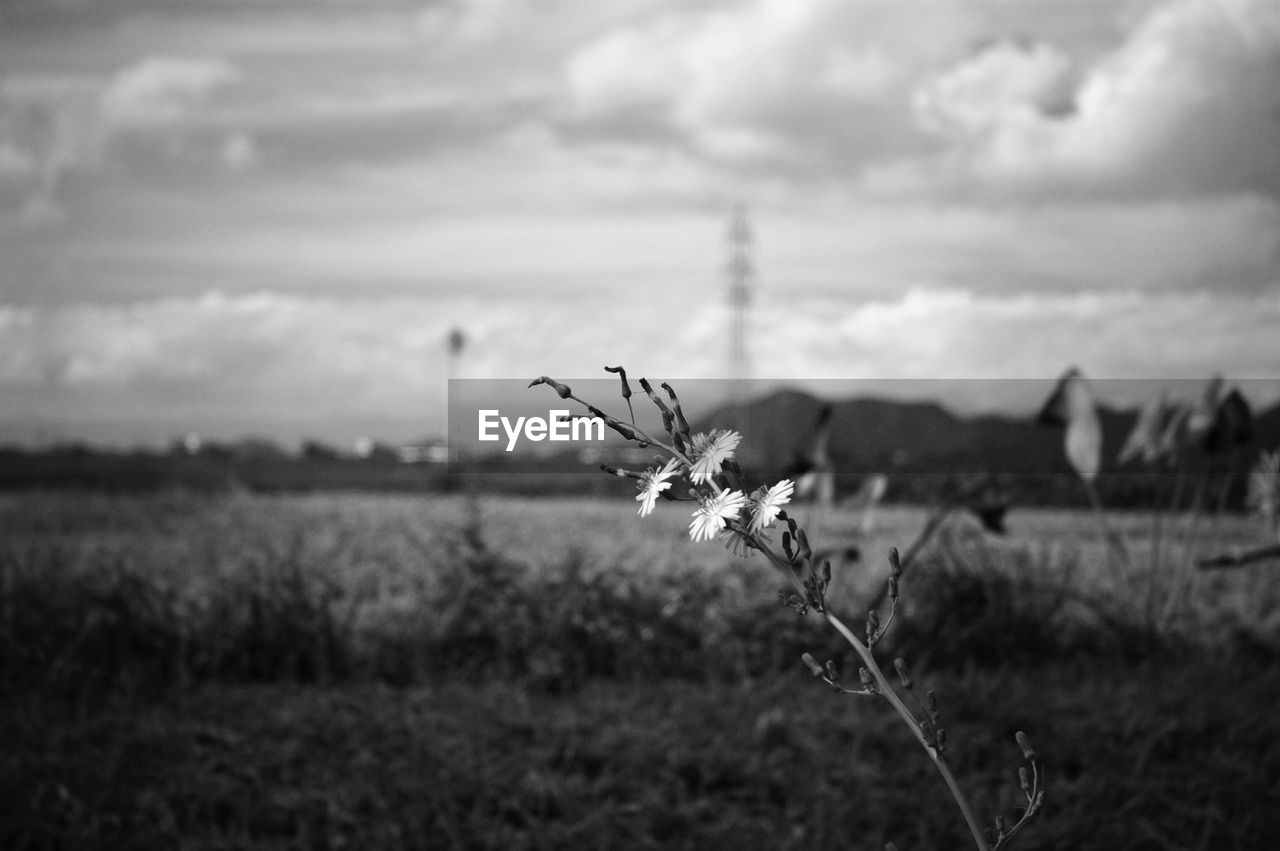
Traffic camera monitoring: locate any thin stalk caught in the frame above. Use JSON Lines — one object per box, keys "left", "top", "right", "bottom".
{"left": 823, "top": 608, "right": 989, "bottom": 851}
{"left": 864, "top": 481, "right": 984, "bottom": 611}
{"left": 1084, "top": 478, "right": 1129, "bottom": 570}
{"left": 1158, "top": 471, "right": 1209, "bottom": 631}
{"left": 755, "top": 540, "right": 989, "bottom": 851}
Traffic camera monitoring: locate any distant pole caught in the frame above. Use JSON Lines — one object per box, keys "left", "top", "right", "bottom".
{"left": 726, "top": 204, "right": 753, "bottom": 417}
{"left": 447, "top": 327, "right": 466, "bottom": 384}
{"left": 445, "top": 327, "right": 467, "bottom": 480}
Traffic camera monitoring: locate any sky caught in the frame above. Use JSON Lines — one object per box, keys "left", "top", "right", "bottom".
{"left": 1, "top": 0, "right": 1277, "bottom": 447}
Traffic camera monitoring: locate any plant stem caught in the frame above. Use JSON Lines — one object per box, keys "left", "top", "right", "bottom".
{"left": 1084, "top": 478, "right": 1129, "bottom": 570}
{"left": 823, "top": 609, "right": 990, "bottom": 851}
{"left": 755, "top": 540, "right": 990, "bottom": 851}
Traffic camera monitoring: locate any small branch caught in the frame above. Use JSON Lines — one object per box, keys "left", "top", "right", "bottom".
{"left": 1197, "top": 543, "right": 1280, "bottom": 570}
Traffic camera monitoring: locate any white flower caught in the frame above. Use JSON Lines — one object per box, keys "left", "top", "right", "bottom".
{"left": 635, "top": 458, "right": 680, "bottom": 517}
{"left": 749, "top": 479, "right": 794, "bottom": 534}
{"left": 688, "top": 430, "right": 742, "bottom": 485}
{"left": 689, "top": 489, "right": 747, "bottom": 542}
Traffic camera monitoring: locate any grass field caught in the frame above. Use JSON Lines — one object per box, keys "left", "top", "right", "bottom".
{"left": 2, "top": 490, "right": 1279, "bottom": 849}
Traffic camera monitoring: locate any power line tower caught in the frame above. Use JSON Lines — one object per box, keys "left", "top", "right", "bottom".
{"left": 726, "top": 204, "right": 753, "bottom": 397}
{"left": 724, "top": 204, "right": 758, "bottom": 462}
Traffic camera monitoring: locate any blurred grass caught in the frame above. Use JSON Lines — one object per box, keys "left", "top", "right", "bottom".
{"left": 2, "top": 491, "right": 1279, "bottom": 848}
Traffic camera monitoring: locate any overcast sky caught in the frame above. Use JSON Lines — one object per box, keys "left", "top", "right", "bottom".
{"left": 1, "top": 0, "right": 1277, "bottom": 447}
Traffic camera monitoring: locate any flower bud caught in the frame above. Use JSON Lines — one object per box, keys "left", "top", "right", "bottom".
{"left": 1015, "top": 731, "right": 1036, "bottom": 760}
{"left": 893, "top": 658, "right": 912, "bottom": 689}
{"left": 801, "top": 652, "right": 824, "bottom": 676}
{"left": 528, "top": 376, "right": 572, "bottom": 398}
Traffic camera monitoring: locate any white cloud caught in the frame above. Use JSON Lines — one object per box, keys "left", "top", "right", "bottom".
{"left": 3, "top": 282, "right": 1277, "bottom": 444}
{"left": 99, "top": 57, "right": 239, "bottom": 128}
{"left": 559, "top": 0, "right": 941, "bottom": 171}
{"left": 913, "top": 40, "right": 1076, "bottom": 137}
{"left": 906, "top": 0, "right": 1280, "bottom": 199}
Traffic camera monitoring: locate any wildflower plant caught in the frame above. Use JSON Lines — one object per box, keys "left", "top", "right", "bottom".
{"left": 531, "top": 368, "right": 1045, "bottom": 851}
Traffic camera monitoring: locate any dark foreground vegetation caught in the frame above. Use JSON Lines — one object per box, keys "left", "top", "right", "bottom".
{"left": 2, "top": 493, "right": 1278, "bottom": 849}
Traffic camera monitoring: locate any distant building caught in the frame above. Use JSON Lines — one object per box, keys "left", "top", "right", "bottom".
{"left": 397, "top": 440, "right": 449, "bottom": 464}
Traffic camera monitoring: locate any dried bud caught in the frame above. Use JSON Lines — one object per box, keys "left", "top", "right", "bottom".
{"left": 821, "top": 560, "right": 831, "bottom": 585}
{"left": 926, "top": 690, "right": 937, "bottom": 713}
{"left": 600, "top": 465, "right": 641, "bottom": 479}
{"left": 1015, "top": 731, "right": 1036, "bottom": 760}
{"left": 995, "top": 815, "right": 1007, "bottom": 834}
{"left": 528, "top": 376, "right": 572, "bottom": 398}
{"left": 801, "top": 652, "right": 824, "bottom": 677}
{"left": 1018, "top": 766, "right": 1031, "bottom": 795}
{"left": 782, "top": 532, "right": 793, "bottom": 560}
{"left": 825, "top": 660, "right": 840, "bottom": 682}
{"left": 893, "top": 657, "right": 912, "bottom": 689}
{"left": 603, "top": 365, "right": 631, "bottom": 400}
{"left": 660, "top": 382, "right": 691, "bottom": 435}
{"left": 887, "top": 575, "right": 899, "bottom": 601}
{"left": 888, "top": 547, "right": 902, "bottom": 577}
{"left": 866, "top": 610, "right": 880, "bottom": 641}
{"left": 638, "top": 377, "right": 674, "bottom": 419}
{"left": 859, "top": 667, "right": 875, "bottom": 688}
{"left": 936, "top": 727, "right": 947, "bottom": 750}
{"left": 796, "top": 529, "right": 812, "bottom": 561}
{"left": 586, "top": 405, "right": 637, "bottom": 440}
{"left": 672, "top": 431, "right": 688, "bottom": 455}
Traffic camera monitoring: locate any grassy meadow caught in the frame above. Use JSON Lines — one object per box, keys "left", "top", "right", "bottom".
{"left": 2, "top": 490, "right": 1279, "bottom": 849}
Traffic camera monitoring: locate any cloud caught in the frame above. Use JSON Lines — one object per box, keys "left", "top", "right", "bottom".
{"left": 99, "top": 57, "right": 239, "bottom": 128}
{"left": 903, "top": 0, "right": 1280, "bottom": 199}
{"left": 0, "top": 57, "right": 248, "bottom": 223}
{"left": 559, "top": 0, "right": 947, "bottom": 173}
{"left": 3, "top": 283, "right": 1278, "bottom": 445}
